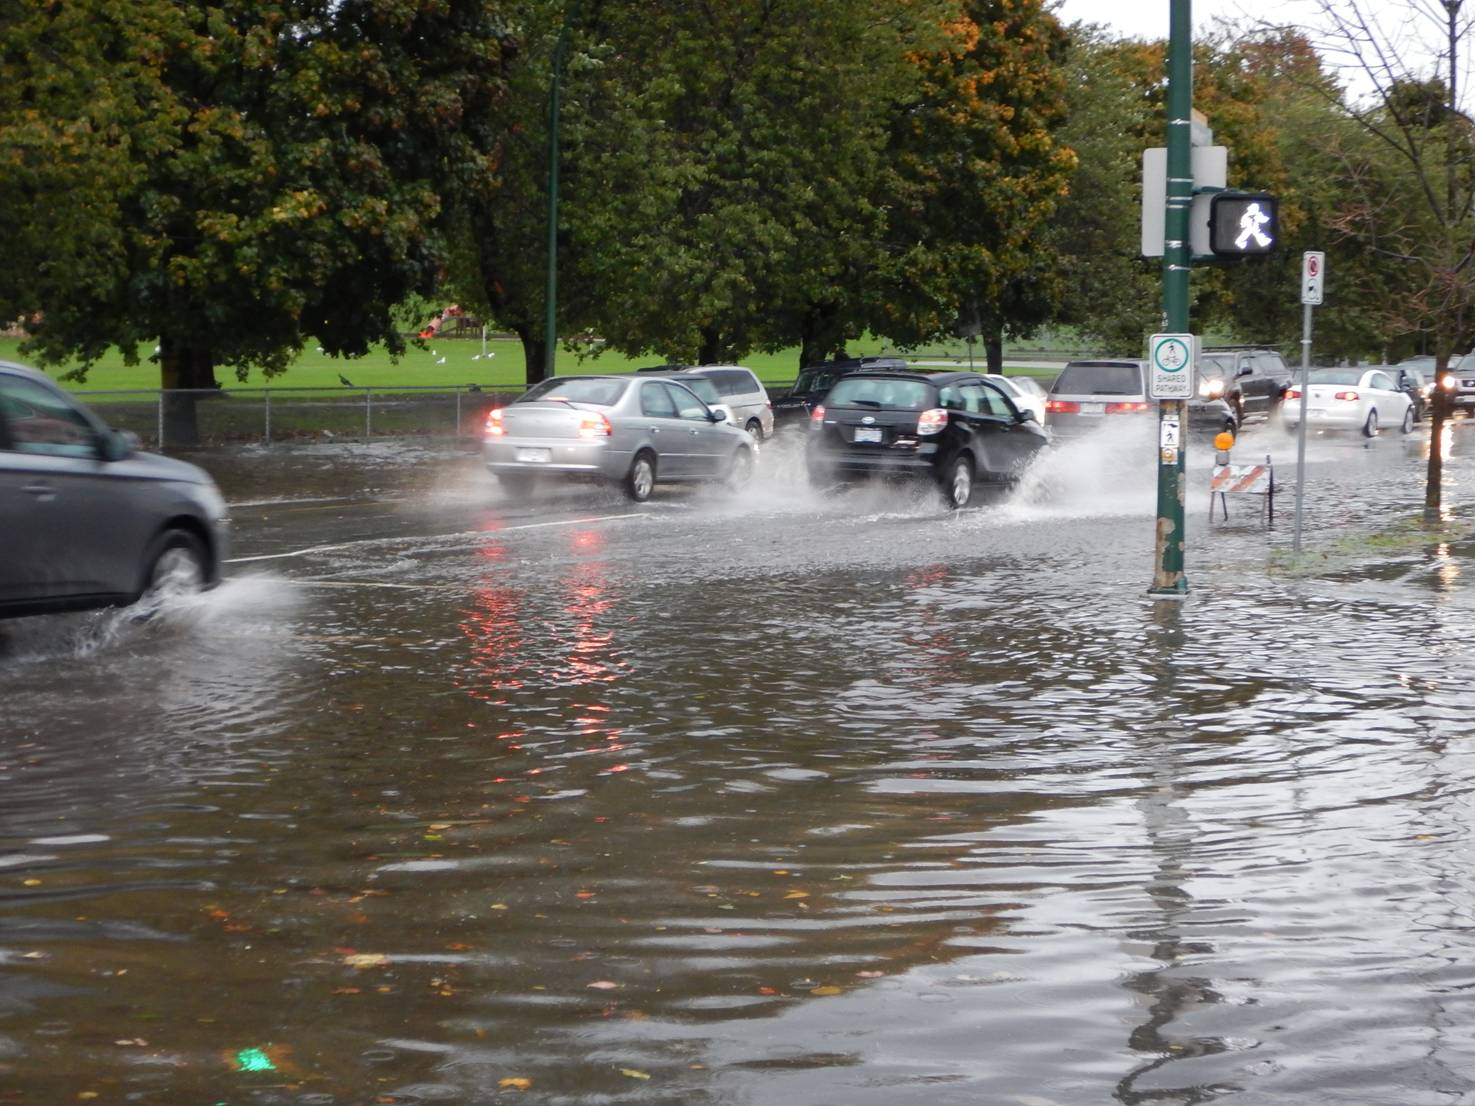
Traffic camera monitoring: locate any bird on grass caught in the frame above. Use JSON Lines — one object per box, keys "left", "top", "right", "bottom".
{"left": 338, "top": 373, "right": 354, "bottom": 387}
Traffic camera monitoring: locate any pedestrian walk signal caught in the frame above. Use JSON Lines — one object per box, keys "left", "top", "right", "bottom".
{"left": 1209, "top": 193, "right": 1278, "bottom": 256}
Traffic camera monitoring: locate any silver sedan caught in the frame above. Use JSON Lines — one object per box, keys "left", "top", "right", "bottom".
{"left": 483, "top": 375, "right": 758, "bottom": 501}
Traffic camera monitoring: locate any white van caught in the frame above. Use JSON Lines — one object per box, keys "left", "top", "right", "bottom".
{"left": 685, "top": 366, "right": 773, "bottom": 441}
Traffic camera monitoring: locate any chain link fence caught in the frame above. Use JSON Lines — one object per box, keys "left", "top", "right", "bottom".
{"left": 71, "top": 384, "right": 522, "bottom": 451}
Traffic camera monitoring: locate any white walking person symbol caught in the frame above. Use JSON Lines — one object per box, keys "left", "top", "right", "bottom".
{"left": 1235, "top": 202, "right": 1272, "bottom": 249}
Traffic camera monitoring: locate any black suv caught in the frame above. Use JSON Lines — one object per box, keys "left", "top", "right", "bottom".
{"left": 1197, "top": 348, "right": 1294, "bottom": 426}
{"left": 772, "top": 357, "right": 908, "bottom": 429}
{"left": 805, "top": 370, "right": 1048, "bottom": 508}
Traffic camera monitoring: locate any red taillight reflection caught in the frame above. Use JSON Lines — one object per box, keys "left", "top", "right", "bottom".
{"left": 1105, "top": 401, "right": 1153, "bottom": 414}
{"left": 916, "top": 408, "right": 948, "bottom": 435}
{"left": 485, "top": 408, "right": 506, "bottom": 436}
{"left": 1285, "top": 388, "right": 1301, "bottom": 400}
{"left": 1333, "top": 390, "right": 1359, "bottom": 402}
{"left": 578, "top": 412, "right": 613, "bottom": 438}
{"left": 1045, "top": 399, "right": 1079, "bottom": 413}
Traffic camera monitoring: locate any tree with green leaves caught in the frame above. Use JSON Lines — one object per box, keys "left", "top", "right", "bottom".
{"left": 871, "top": 0, "right": 1074, "bottom": 374}
{"left": 0, "top": 0, "right": 512, "bottom": 441}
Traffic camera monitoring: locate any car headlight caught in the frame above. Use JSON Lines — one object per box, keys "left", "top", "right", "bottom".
{"left": 1198, "top": 378, "right": 1224, "bottom": 399}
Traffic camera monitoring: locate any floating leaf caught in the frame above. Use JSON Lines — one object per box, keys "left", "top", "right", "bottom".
{"left": 587, "top": 980, "right": 620, "bottom": 990}
{"left": 810, "top": 985, "right": 843, "bottom": 996}
{"left": 498, "top": 1076, "right": 532, "bottom": 1089}
{"left": 783, "top": 890, "right": 809, "bottom": 900}
{"left": 621, "top": 1068, "right": 652, "bottom": 1080}
{"left": 342, "top": 953, "right": 389, "bottom": 969}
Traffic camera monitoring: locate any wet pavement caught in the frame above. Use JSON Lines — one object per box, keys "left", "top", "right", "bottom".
{"left": 2, "top": 421, "right": 1475, "bottom": 1105}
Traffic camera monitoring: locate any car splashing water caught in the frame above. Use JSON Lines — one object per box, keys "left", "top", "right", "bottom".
{"left": 1, "top": 436, "right": 1474, "bottom": 1105}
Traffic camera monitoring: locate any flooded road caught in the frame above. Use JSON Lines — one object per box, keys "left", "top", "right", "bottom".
{"left": 3, "top": 422, "right": 1474, "bottom": 1105}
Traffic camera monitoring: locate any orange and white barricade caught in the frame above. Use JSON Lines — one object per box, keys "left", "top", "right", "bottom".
{"left": 1209, "top": 455, "right": 1274, "bottom": 524}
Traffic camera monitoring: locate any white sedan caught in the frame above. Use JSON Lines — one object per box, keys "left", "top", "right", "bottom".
{"left": 983, "top": 374, "right": 1048, "bottom": 426}
{"left": 1281, "top": 367, "right": 1414, "bottom": 437}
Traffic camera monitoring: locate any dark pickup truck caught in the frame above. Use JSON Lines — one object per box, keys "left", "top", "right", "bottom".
{"left": 1198, "top": 348, "right": 1294, "bottom": 427}
{"left": 771, "top": 357, "right": 909, "bottom": 429}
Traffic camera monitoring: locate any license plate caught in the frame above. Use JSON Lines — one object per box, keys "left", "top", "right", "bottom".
{"left": 854, "top": 427, "right": 882, "bottom": 443}
{"left": 1080, "top": 402, "right": 1105, "bottom": 415}
{"left": 515, "top": 448, "right": 551, "bottom": 463}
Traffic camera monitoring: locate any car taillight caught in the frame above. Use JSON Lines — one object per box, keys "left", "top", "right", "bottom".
{"left": 917, "top": 408, "right": 948, "bottom": 435}
{"left": 810, "top": 404, "right": 826, "bottom": 424}
{"left": 1105, "top": 401, "right": 1153, "bottom": 414}
{"left": 1333, "top": 390, "right": 1359, "bottom": 401}
{"left": 1045, "top": 399, "right": 1079, "bottom": 413}
{"left": 485, "top": 408, "right": 506, "bottom": 436}
{"left": 578, "top": 412, "right": 613, "bottom": 438}
{"left": 1285, "top": 388, "right": 1301, "bottom": 400}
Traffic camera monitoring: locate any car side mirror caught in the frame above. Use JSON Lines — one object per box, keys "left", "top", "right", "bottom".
{"left": 100, "top": 428, "right": 137, "bottom": 462}
{"left": 709, "top": 404, "right": 732, "bottom": 423}
{"left": 1237, "top": 365, "right": 1254, "bottom": 378}
{"left": 1016, "top": 408, "right": 1038, "bottom": 423}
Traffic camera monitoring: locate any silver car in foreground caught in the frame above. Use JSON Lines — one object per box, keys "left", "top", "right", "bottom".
{"left": 483, "top": 375, "right": 757, "bottom": 501}
{"left": 0, "top": 361, "right": 230, "bottom": 619}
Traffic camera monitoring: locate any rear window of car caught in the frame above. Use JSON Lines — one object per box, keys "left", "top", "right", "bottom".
{"left": 790, "top": 369, "right": 836, "bottom": 398}
{"left": 826, "top": 376, "right": 931, "bottom": 410}
{"left": 521, "top": 377, "right": 628, "bottom": 406}
{"left": 671, "top": 376, "right": 721, "bottom": 404}
{"left": 1308, "top": 369, "right": 1362, "bottom": 386}
{"left": 1053, "top": 363, "right": 1145, "bottom": 396}
{"left": 702, "top": 369, "right": 758, "bottom": 397}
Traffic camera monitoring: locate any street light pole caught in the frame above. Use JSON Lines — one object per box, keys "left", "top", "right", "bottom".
{"left": 1150, "top": 0, "right": 1193, "bottom": 597}
{"left": 542, "top": 2, "right": 580, "bottom": 382}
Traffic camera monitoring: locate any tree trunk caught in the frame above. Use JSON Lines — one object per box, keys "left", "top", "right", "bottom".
{"left": 985, "top": 329, "right": 1004, "bottom": 374}
{"left": 697, "top": 327, "right": 724, "bottom": 367}
{"left": 798, "top": 304, "right": 843, "bottom": 372}
{"left": 158, "top": 339, "right": 219, "bottom": 448}
{"left": 517, "top": 324, "right": 548, "bottom": 387}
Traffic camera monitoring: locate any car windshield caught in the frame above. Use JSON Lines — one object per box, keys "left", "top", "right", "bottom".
{"left": 1308, "top": 369, "right": 1363, "bottom": 386}
{"left": 1457, "top": 352, "right": 1475, "bottom": 372}
{"left": 825, "top": 376, "right": 931, "bottom": 410}
{"left": 520, "top": 377, "right": 628, "bottom": 406}
{"left": 1053, "top": 363, "right": 1144, "bottom": 396}
{"left": 1198, "top": 355, "right": 1232, "bottom": 380}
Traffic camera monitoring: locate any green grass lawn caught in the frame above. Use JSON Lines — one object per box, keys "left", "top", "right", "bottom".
{"left": 1, "top": 333, "right": 1061, "bottom": 394}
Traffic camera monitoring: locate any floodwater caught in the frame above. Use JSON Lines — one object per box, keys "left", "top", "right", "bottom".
{"left": 2, "top": 421, "right": 1474, "bottom": 1105}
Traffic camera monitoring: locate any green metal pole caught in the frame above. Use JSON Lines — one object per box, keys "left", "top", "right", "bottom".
{"left": 543, "top": 6, "right": 578, "bottom": 382}
{"left": 1150, "top": 0, "right": 1193, "bottom": 597}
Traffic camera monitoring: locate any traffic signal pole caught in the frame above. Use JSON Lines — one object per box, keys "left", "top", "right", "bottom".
{"left": 1150, "top": 0, "right": 1193, "bottom": 597}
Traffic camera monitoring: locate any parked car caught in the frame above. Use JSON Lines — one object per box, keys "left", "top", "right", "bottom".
{"left": 1282, "top": 367, "right": 1415, "bottom": 436}
{"left": 0, "top": 361, "right": 229, "bottom": 619}
{"left": 805, "top": 370, "right": 1047, "bottom": 508}
{"left": 1451, "top": 350, "right": 1475, "bottom": 415}
{"left": 772, "top": 357, "right": 909, "bottom": 429}
{"left": 483, "top": 374, "right": 756, "bottom": 502}
{"left": 1045, "top": 359, "right": 1236, "bottom": 440}
{"left": 1388, "top": 363, "right": 1430, "bottom": 422}
{"left": 682, "top": 365, "right": 773, "bottom": 441}
{"left": 1197, "top": 347, "right": 1294, "bottom": 425}
{"left": 982, "top": 373, "right": 1048, "bottom": 427}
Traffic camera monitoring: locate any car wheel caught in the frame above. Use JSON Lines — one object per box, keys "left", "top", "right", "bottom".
{"left": 725, "top": 446, "right": 755, "bottom": 490}
{"left": 624, "top": 451, "right": 656, "bottom": 502}
{"left": 138, "top": 529, "right": 208, "bottom": 607}
{"left": 1363, "top": 409, "right": 1379, "bottom": 438}
{"left": 1401, "top": 405, "right": 1415, "bottom": 434}
{"left": 744, "top": 419, "right": 763, "bottom": 443}
{"left": 942, "top": 454, "right": 973, "bottom": 509}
